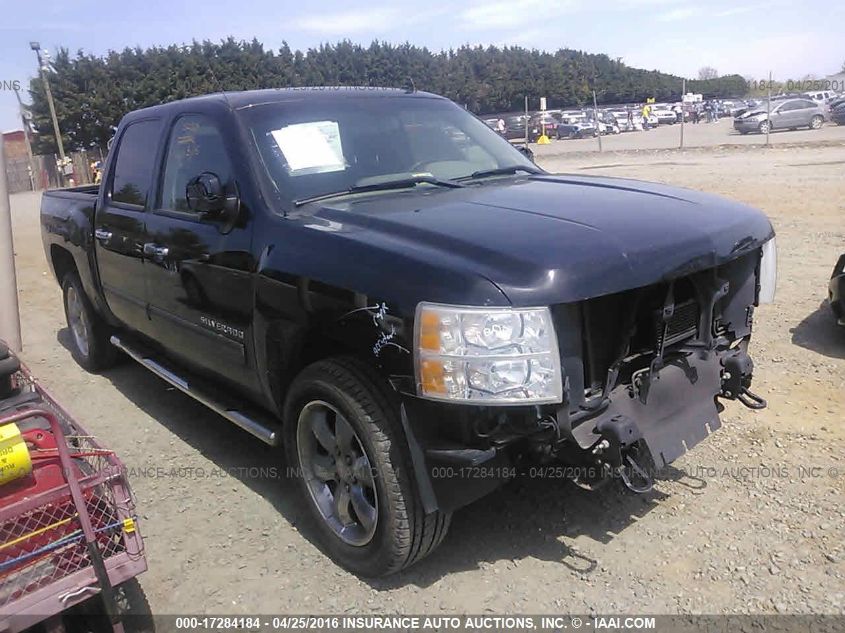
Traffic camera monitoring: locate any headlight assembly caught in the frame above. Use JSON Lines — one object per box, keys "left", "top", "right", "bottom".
{"left": 414, "top": 303, "right": 562, "bottom": 405}
{"left": 759, "top": 237, "right": 777, "bottom": 304}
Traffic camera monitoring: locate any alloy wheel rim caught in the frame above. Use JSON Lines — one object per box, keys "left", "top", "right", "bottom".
{"left": 66, "top": 287, "right": 90, "bottom": 358}
{"left": 296, "top": 400, "right": 378, "bottom": 546}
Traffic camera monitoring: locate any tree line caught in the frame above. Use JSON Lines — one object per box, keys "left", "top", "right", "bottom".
{"left": 27, "top": 38, "right": 748, "bottom": 153}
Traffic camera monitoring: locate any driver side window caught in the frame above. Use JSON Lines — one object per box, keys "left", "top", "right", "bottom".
{"left": 159, "top": 115, "right": 233, "bottom": 212}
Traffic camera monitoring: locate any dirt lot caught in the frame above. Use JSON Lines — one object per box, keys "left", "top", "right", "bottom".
{"left": 6, "top": 139, "right": 845, "bottom": 616}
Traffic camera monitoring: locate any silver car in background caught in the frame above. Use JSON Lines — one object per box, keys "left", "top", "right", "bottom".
{"left": 733, "top": 98, "right": 827, "bottom": 134}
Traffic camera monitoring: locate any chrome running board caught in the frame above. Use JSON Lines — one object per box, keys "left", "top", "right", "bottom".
{"left": 110, "top": 335, "right": 280, "bottom": 446}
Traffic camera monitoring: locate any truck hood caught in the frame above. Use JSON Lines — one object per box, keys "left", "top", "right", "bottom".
{"left": 294, "top": 174, "right": 774, "bottom": 307}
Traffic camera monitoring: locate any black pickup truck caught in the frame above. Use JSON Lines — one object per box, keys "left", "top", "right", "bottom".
{"left": 41, "top": 87, "right": 776, "bottom": 576}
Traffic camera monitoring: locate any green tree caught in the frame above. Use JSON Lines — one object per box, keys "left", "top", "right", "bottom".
{"left": 27, "top": 39, "right": 750, "bottom": 151}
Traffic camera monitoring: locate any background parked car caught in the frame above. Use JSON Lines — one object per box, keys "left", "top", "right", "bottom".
{"left": 482, "top": 117, "right": 499, "bottom": 130}
{"left": 502, "top": 114, "right": 530, "bottom": 140}
{"left": 831, "top": 102, "right": 845, "bottom": 125}
{"left": 556, "top": 119, "right": 597, "bottom": 139}
{"left": 803, "top": 90, "right": 836, "bottom": 105}
{"left": 720, "top": 99, "right": 747, "bottom": 117}
{"left": 651, "top": 105, "right": 676, "bottom": 125}
{"left": 560, "top": 109, "right": 587, "bottom": 122}
{"left": 529, "top": 111, "right": 563, "bottom": 138}
{"left": 733, "top": 98, "right": 826, "bottom": 134}
{"left": 608, "top": 109, "right": 638, "bottom": 131}
{"left": 734, "top": 99, "right": 762, "bottom": 118}
{"left": 588, "top": 111, "right": 621, "bottom": 134}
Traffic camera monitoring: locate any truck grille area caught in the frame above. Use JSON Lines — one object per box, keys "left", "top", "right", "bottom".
{"left": 578, "top": 276, "right": 701, "bottom": 394}
{"left": 655, "top": 298, "right": 699, "bottom": 348}
{"left": 566, "top": 250, "right": 760, "bottom": 403}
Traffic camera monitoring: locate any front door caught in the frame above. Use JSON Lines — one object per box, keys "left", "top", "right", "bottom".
{"left": 143, "top": 113, "right": 256, "bottom": 389}
{"left": 94, "top": 118, "right": 162, "bottom": 334}
{"left": 771, "top": 101, "right": 799, "bottom": 129}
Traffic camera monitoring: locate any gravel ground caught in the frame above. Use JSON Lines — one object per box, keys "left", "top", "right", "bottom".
{"left": 6, "top": 140, "right": 845, "bottom": 616}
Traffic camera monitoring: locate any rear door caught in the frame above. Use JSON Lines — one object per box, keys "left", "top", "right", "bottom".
{"left": 794, "top": 99, "right": 819, "bottom": 126}
{"left": 94, "top": 118, "right": 162, "bottom": 334}
{"left": 142, "top": 113, "right": 256, "bottom": 388}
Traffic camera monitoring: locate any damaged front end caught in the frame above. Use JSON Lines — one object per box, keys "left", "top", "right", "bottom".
{"left": 400, "top": 245, "right": 774, "bottom": 511}
{"left": 550, "top": 247, "right": 768, "bottom": 492}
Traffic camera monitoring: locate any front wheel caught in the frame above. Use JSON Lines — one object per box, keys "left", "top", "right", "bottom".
{"left": 284, "top": 357, "right": 450, "bottom": 576}
{"left": 758, "top": 121, "right": 771, "bottom": 134}
{"left": 810, "top": 115, "right": 823, "bottom": 130}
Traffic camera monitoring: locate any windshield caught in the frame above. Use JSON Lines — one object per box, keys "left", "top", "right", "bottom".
{"left": 238, "top": 96, "right": 536, "bottom": 208}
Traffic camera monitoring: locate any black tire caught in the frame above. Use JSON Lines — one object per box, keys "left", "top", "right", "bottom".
{"left": 284, "top": 356, "right": 451, "bottom": 576}
{"left": 62, "top": 578, "right": 154, "bottom": 633}
{"left": 62, "top": 272, "right": 119, "bottom": 372}
{"left": 115, "top": 578, "right": 155, "bottom": 633}
{"left": 758, "top": 121, "right": 771, "bottom": 134}
{"left": 810, "top": 115, "right": 823, "bottom": 130}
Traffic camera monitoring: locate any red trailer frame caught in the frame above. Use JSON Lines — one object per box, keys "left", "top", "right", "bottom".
{"left": 1, "top": 352, "right": 147, "bottom": 633}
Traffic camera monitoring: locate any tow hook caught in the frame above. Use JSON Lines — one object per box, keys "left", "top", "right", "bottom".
{"left": 619, "top": 452, "right": 654, "bottom": 494}
{"left": 594, "top": 415, "right": 654, "bottom": 493}
{"left": 720, "top": 351, "right": 767, "bottom": 410}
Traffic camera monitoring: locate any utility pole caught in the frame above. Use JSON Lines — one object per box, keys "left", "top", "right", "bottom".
{"left": 592, "top": 90, "right": 602, "bottom": 152}
{"left": 0, "top": 135, "right": 23, "bottom": 352}
{"left": 30, "top": 42, "right": 66, "bottom": 185}
{"left": 680, "top": 79, "right": 686, "bottom": 149}
{"left": 765, "top": 70, "right": 772, "bottom": 147}
{"left": 524, "top": 95, "right": 529, "bottom": 146}
{"left": 13, "top": 88, "right": 37, "bottom": 191}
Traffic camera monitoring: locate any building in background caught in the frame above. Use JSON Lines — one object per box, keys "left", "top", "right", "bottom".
{"left": 2, "top": 130, "right": 35, "bottom": 193}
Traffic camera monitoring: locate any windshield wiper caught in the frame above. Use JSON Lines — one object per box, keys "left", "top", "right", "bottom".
{"left": 293, "top": 175, "right": 464, "bottom": 207}
{"left": 457, "top": 165, "right": 542, "bottom": 181}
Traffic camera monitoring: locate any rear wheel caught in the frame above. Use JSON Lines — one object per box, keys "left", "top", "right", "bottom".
{"left": 284, "top": 357, "right": 450, "bottom": 576}
{"left": 810, "top": 115, "right": 823, "bottom": 130}
{"left": 62, "top": 272, "right": 119, "bottom": 372}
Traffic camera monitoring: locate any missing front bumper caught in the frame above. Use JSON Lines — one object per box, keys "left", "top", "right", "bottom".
{"left": 563, "top": 346, "right": 765, "bottom": 482}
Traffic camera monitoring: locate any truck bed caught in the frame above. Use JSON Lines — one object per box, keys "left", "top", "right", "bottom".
{"left": 45, "top": 184, "right": 100, "bottom": 197}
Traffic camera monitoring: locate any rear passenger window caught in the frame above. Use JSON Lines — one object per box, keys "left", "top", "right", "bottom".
{"left": 111, "top": 120, "right": 162, "bottom": 207}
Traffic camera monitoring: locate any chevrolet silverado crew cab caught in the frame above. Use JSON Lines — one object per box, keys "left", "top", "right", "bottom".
{"left": 41, "top": 87, "right": 777, "bottom": 576}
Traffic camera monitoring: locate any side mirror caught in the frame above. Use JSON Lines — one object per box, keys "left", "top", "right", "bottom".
{"left": 186, "top": 172, "right": 225, "bottom": 215}
{"left": 517, "top": 145, "right": 535, "bottom": 162}
{"left": 186, "top": 172, "right": 240, "bottom": 226}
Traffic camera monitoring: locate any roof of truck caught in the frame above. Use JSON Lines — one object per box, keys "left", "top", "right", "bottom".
{"left": 125, "top": 87, "right": 446, "bottom": 119}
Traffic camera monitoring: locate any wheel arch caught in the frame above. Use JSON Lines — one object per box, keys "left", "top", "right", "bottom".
{"left": 50, "top": 244, "right": 78, "bottom": 285}
{"left": 263, "top": 310, "right": 413, "bottom": 421}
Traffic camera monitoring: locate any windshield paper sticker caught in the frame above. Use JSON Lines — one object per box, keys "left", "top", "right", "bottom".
{"left": 271, "top": 121, "right": 345, "bottom": 175}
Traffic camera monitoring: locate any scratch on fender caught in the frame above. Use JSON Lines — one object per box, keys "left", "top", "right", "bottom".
{"left": 342, "top": 302, "right": 410, "bottom": 357}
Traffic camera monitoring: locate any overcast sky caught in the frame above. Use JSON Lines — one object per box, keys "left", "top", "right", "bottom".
{"left": 2, "top": 0, "right": 844, "bottom": 132}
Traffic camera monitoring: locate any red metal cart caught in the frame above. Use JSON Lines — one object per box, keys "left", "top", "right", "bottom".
{"left": 0, "top": 343, "right": 149, "bottom": 633}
